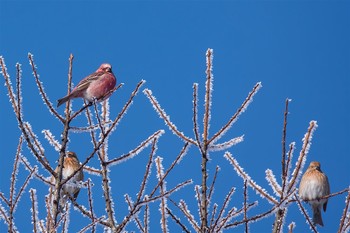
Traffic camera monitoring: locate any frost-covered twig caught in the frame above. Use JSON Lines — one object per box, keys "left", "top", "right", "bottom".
{"left": 288, "top": 222, "right": 295, "bottom": 233}
{"left": 30, "top": 189, "right": 39, "bottom": 233}
{"left": 156, "top": 157, "right": 168, "bottom": 233}
{"left": 266, "top": 169, "right": 282, "bottom": 196}
{"left": 281, "top": 99, "right": 290, "bottom": 193}
{"left": 137, "top": 139, "right": 157, "bottom": 204}
{"left": 203, "top": 48, "right": 213, "bottom": 145}
{"left": 177, "top": 199, "right": 201, "bottom": 232}
{"left": 224, "top": 191, "right": 294, "bottom": 229}
{"left": 287, "top": 121, "right": 318, "bottom": 193}
{"left": 15, "top": 63, "right": 23, "bottom": 122}
{"left": 294, "top": 194, "right": 317, "bottom": 233}
{"left": 86, "top": 179, "right": 96, "bottom": 233}
{"left": 193, "top": 83, "right": 204, "bottom": 154}
{"left": 284, "top": 142, "right": 295, "bottom": 195}
{"left": 125, "top": 195, "right": 144, "bottom": 232}
{"left": 20, "top": 156, "right": 52, "bottom": 186}
{"left": 208, "top": 166, "right": 220, "bottom": 204}
{"left": 149, "top": 142, "right": 190, "bottom": 197}
{"left": 0, "top": 56, "right": 18, "bottom": 115}
{"left": 338, "top": 187, "right": 350, "bottom": 233}
{"left": 166, "top": 207, "right": 191, "bottom": 233}
{"left": 208, "top": 136, "right": 244, "bottom": 152}
{"left": 78, "top": 217, "right": 105, "bottom": 233}
{"left": 243, "top": 180, "right": 249, "bottom": 233}
{"left": 143, "top": 88, "right": 196, "bottom": 144}
{"left": 106, "top": 130, "right": 164, "bottom": 166}
{"left": 28, "top": 53, "right": 64, "bottom": 123}
{"left": 67, "top": 194, "right": 110, "bottom": 228}
{"left": 100, "top": 152, "right": 117, "bottom": 231}
{"left": 272, "top": 102, "right": 295, "bottom": 233}
{"left": 212, "top": 187, "right": 236, "bottom": 231}
{"left": 42, "top": 129, "right": 61, "bottom": 152}
{"left": 224, "top": 152, "right": 278, "bottom": 205}
{"left": 93, "top": 100, "right": 105, "bottom": 136}
{"left": 8, "top": 142, "right": 21, "bottom": 233}
{"left": 207, "top": 82, "right": 262, "bottom": 145}
{"left": 117, "top": 179, "right": 192, "bottom": 232}
{"left": 114, "top": 139, "right": 158, "bottom": 232}
{"left": 209, "top": 204, "right": 218, "bottom": 229}
{"left": 144, "top": 202, "right": 150, "bottom": 233}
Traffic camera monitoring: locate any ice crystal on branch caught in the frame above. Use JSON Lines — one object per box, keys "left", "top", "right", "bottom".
{"left": 143, "top": 88, "right": 196, "bottom": 144}
{"left": 202, "top": 48, "right": 214, "bottom": 143}
{"left": 208, "top": 135, "right": 244, "bottom": 152}
{"left": 224, "top": 152, "right": 278, "bottom": 205}
{"left": 42, "top": 129, "right": 61, "bottom": 152}
{"left": 208, "top": 82, "right": 262, "bottom": 145}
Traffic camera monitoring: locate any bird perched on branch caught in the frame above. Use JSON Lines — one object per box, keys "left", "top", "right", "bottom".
{"left": 57, "top": 63, "right": 117, "bottom": 107}
{"left": 51, "top": 151, "right": 84, "bottom": 211}
{"left": 299, "top": 161, "right": 330, "bottom": 226}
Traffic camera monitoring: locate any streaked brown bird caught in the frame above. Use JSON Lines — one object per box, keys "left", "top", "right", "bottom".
{"left": 57, "top": 63, "right": 117, "bottom": 107}
{"left": 51, "top": 151, "right": 84, "bottom": 210}
{"left": 299, "top": 161, "right": 330, "bottom": 226}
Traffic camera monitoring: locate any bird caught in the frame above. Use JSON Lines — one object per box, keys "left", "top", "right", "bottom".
{"left": 51, "top": 151, "right": 84, "bottom": 211}
{"left": 299, "top": 161, "right": 330, "bottom": 226}
{"left": 57, "top": 63, "right": 117, "bottom": 107}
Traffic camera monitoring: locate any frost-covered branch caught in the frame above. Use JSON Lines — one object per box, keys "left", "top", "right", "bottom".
{"left": 207, "top": 82, "right": 262, "bottom": 145}
{"left": 155, "top": 157, "right": 168, "bottom": 233}
{"left": 30, "top": 189, "right": 39, "bottom": 233}
{"left": 287, "top": 120, "right": 318, "bottom": 193}
{"left": 143, "top": 88, "right": 197, "bottom": 145}
{"left": 28, "top": 53, "right": 65, "bottom": 123}
{"left": 338, "top": 187, "right": 350, "bottom": 233}
{"left": 203, "top": 48, "right": 213, "bottom": 145}
{"left": 294, "top": 194, "right": 317, "bottom": 233}
{"left": 224, "top": 152, "right": 278, "bottom": 205}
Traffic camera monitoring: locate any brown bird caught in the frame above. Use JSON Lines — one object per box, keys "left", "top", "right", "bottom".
{"left": 299, "top": 161, "right": 330, "bottom": 226}
{"left": 51, "top": 151, "right": 84, "bottom": 210}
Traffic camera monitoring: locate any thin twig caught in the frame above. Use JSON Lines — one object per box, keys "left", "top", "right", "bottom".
{"left": 287, "top": 121, "right": 318, "bottom": 193}
{"left": 149, "top": 142, "right": 190, "bottom": 197}
{"left": 193, "top": 83, "right": 204, "bottom": 154}
{"left": 30, "top": 189, "right": 38, "bottom": 233}
{"left": 208, "top": 82, "right": 262, "bottom": 145}
{"left": 338, "top": 187, "right": 350, "bottom": 233}
{"left": 166, "top": 207, "right": 191, "bottom": 233}
{"left": 281, "top": 99, "right": 290, "bottom": 198}
{"left": 143, "top": 88, "right": 196, "bottom": 145}
{"left": 294, "top": 194, "right": 318, "bottom": 233}
{"left": 244, "top": 180, "right": 249, "bottom": 233}
{"left": 203, "top": 48, "right": 213, "bottom": 145}
{"left": 208, "top": 166, "right": 220, "bottom": 203}
{"left": 28, "top": 53, "right": 64, "bottom": 123}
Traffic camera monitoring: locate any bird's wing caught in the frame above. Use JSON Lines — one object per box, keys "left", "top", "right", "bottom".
{"left": 73, "top": 71, "right": 104, "bottom": 92}
{"left": 323, "top": 175, "right": 331, "bottom": 212}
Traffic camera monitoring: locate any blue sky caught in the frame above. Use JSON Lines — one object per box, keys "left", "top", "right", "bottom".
{"left": 1, "top": 1, "right": 349, "bottom": 232}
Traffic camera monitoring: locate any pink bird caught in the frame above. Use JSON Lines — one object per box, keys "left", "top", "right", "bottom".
{"left": 57, "top": 63, "right": 117, "bottom": 107}
{"left": 299, "top": 161, "right": 330, "bottom": 226}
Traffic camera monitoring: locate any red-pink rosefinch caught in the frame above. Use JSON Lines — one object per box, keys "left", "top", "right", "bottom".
{"left": 51, "top": 151, "right": 84, "bottom": 210}
{"left": 299, "top": 161, "right": 330, "bottom": 226}
{"left": 57, "top": 63, "right": 116, "bottom": 107}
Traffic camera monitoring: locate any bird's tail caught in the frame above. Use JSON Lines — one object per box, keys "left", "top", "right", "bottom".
{"left": 312, "top": 206, "right": 324, "bottom": 226}
{"left": 57, "top": 95, "right": 70, "bottom": 107}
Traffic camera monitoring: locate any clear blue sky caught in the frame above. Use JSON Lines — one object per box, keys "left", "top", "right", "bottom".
{"left": 1, "top": 1, "right": 349, "bottom": 232}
